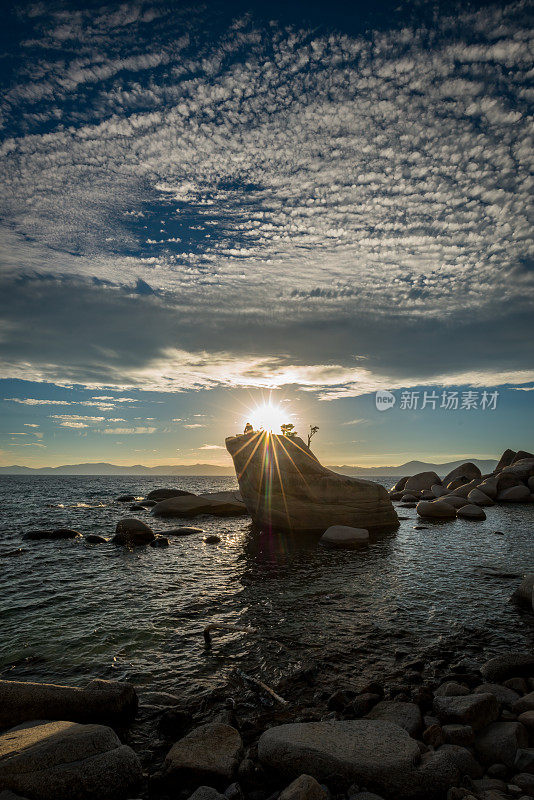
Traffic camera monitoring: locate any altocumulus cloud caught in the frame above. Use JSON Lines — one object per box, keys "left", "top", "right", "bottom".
{"left": 0, "top": 0, "right": 533, "bottom": 398}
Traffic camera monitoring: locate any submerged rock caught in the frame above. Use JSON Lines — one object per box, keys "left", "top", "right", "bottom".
{"left": 116, "top": 494, "right": 136, "bottom": 502}
{"left": 152, "top": 492, "right": 246, "bottom": 519}
{"left": 225, "top": 432, "right": 398, "bottom": 533}
{"left": 84, "top": 534, "right": 108, "bottom": 544}
{"left": 320, "top": 526, "right": 369, "bottom": 548}
{"left": 204, "top": 535, "right": 221, "bottom": 544}
{"left": 23, "top": 528, "right": 82, "bottom": 540}
{"left": 0, "top": 720, "right": 142, "bottom": 800}
{"left": 150, "top": 535, "right": 170, "bottom": 547}
{"left": 456, "top": 504, "right": 486, "bottom": 520}
{"left": 112, "top": 517, "right": 155, "bottom": 545}
{"left": 164, "top": 526, "right": 204, "bottom": 536}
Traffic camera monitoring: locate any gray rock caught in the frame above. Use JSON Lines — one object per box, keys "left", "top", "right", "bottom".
{"left": 366, "top": 701, "right": 422, "bottom": 737}
{"left": 414, "top": 744, "right": 482, "bottom": 798}
{"left": 433, "top": 693, "right": 500, "bottom": 730}
{"left": 474, "top": 721, "right": 529, "bottom": 767}
{"left": 0, "top": 678, "right": 137, "bottom": 729}
{"left": 112, "top": 518, "right": 155, "bottom": 545}
{"left": 518, "top": 711, "right": 534, "bottom": 731}
{"left": 514, "top": 749, "right": 534, "bottom": 773}
{"left": 442, "top": 463, "right": 482, "bottom": 487}
{"left": 320, "top": 526, "right": 369, "bottom": 548}
{"left": 474, "top": 684, "right": 520, "bottom": 709}
{"left": 456, "top": 504, "right": 486, "bottom": 520}
{"left": 432, "top": 485, "right": 450, "bottom": 498}
{"left": 416, "top": 501, "right": 456, "bottom": 519}
{"left": 163, "top": 723, "right": 243, "bottom": 785}
{"left": 146, "top": 488, "right": 195, "bottom": 501}
{"left": 187, "top": 789, "right": 225, "bottom": 800}
{"left": 279, "top": 774, "right": 328, "bottom": 800}
{"left": 442, "top": 725, "right": 474, "bottom": 747}
{"left": 0, "top": 719, "right": 142, "bottom": 800}
{"left": 481, "top": 654, "right": 534, "bottom": 683}
{"left": 449, "top": 478, "right": 483, "bottom": 498}
{"left": 467, "top": 489, "right": 495, "bottom": 506}
{"left": 497, "top": 485, "right": 532, "bottom": 502}
{"left": 514, "top": 693, "right": 534, "bottom": 715}
{"left": 404, "top": 472, "right": 442, "bottom": 492}
{"left": 435, "top": 682, "right": 470, "bottom": 698}
{"left": 23, "top": 529, "right": 82, "bottom": 541}
{"left": 512, "top": 773, "right": 534, "bottom": 795}
{"left": 437, "top": 496, "right": 468, "bottom": 509}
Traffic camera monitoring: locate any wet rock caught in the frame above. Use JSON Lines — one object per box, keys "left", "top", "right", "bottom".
{"left": 152, "top": 493, "right": 246, "bottom": 519}
{"left": 0, "top": 719, "right": 142, "bottom": 800}
{"left": 162, "top": 723, "right": 243, "bottom": 786}
{"left": 0, "top": 678, "right": 137, "bottom": 728}
{"left": 226, "top": 433, "right": 398, "bottom": 532}
{"left": 23, "top": 528, "right": 82, "bottom": 540}
{"left": 442, "top": 724, "right": 475, "bottom": 747}
{"left": 433, "top": 693, "right": 500, "bottom": 731}
{"left": 443, "top": 463, "right": 482, "bottom": 487}
{"left": 279, "top": 774, "right": 328, "bottom": 800}
{"left": 401, "top": 494, "right": 419, "bottom": 502}
{"left": 474, "top": 722, "right": 529, "bottom": 767}
{"left": 480, "top": 655, "right": 534, "bottom": 683}
{"left": 140, "top": 499, "right": 157, "bottom": 507}
{"left": 150, "top": 535, "right": 170, "bottom": 547}
{"left": 474, "top": 684, "right": 520, "bottom": 709}
{"left": 497, "top": 485, "right": 532, "bottom": 502}
{"left": 416, "top": 501, "right": 456, "bottom": 519}
{"left": 435, "top": 682, "right": 471, "bottom": 698}
{"left": 165, "top": 526, "right": 204, "bottom": 536}
{"left": 320, "top": 526, "right": 369, "bottom": 548}
{"left": 405, "top": 472, "right": 442, "bottom": 492}
{"left": 112, "top": 518, "right": 155, "bottom": 545}
{"left": 366, "top": 701, "right": 423, "bottom": 737}
{"left": 116, "top": 494, "right": 136, "bottom": 501}
{"left": 513, "top": 693, "right": 534, "bottom": 715}
{"left": 467, "top": 489, "right": 495, "bottom": 506}
{"left": 204, "top": 535, "right": 221, "bottom": 544}
{"left": 84, "top": 534, "right": 108, "bottom": 543}
{"left": 146, "top": 488, "right": 195, "bottom": 500}
{"left": 457, "top": 504, "right": 486, "bottom": 520}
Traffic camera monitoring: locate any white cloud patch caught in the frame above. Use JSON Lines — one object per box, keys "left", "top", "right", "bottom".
{"left": 199, "top": 444, "right": 225, "bottom": 450}
{"left": 101, "top": 426, "right": 156, "bottom": 434}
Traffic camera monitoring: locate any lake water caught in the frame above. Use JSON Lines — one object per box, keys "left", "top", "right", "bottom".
{"left": 1, "top": 474, "right": 533, "bottom": 703}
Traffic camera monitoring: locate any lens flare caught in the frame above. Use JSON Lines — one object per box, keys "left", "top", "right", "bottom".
{"left": 247, "top": 402, "right": 288, "bottom": 433}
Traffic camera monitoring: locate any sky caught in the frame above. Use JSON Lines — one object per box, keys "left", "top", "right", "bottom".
{"left": 0, "top": 0, "right": 532, "bottom": 468}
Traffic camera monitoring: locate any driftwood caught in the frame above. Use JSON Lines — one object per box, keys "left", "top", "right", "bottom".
{"left": 203, "top": 622, "right": 258, "bottom": 645}
{"left": 236, "top": 669, "right": 288, "bottom": 706}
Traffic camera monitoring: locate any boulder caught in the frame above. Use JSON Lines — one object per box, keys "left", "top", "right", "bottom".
{"left": 513, "top": 575, "right": 534, "bottom": 607}
{"left": 204, "top": 535, "right": 221, "bottom": 544}
{"left": 150, "top": 535, "right": 169, "bottom": 548}
{"left": 476, "top": 476, "right": 499, "bottom": 499}
{"left": 320, "top": 526, "right": 369, "bottom": 548}
{"left": 146, "top": 488, "right": 195, "bottom": 501}
{"left": 129, "top": 504, "right": 145, "bottom": 511}
{"left": 474, "top": 721, "right": 529, "bottom": 767}
{"left": 497, "top": 485, "right": 532, "bottom": 502}
{"left": 225, "top": 433, "right": 398, "bottom": 533}
{"left": 446, "top": 478, "right": 470, "bottom": 491}
{"left": 112, "top": 518, "right": 154, "bottom": 545}
{"left": 0, "top": 679, "right": 138, "bottom": 729}
{"left": 85, "top": 534, "right": 108, "bottom": 544}
{"left": 457, "top": 504, "right": 486, "bottom": 520}
{"left": 442, "top": 463, "right": 482, "bottom": 487}
{"left": 413, "top": 745, "right": 482, "bottom": 798}
{"left": 23, "top": 529, "right": 82, "bottom": 541}
{"left": 404, "top": 472, "right": 442, "bottom": 492}
{"left": 514, "top": 748, "right": 534, "bottom": 773}
{"left": 467, "top": 489, "right": 495, "bottom": 506}
{"left": 474, "top": 684, "right": 520, "bottom": 709}
{"left": 518, "top": 710, "right": 534, "bottom": 731}
{"left": 401, "top": 494, "right": 419, "bottom": 502}
{"left": 438, "top": 495, "right": 467, "bottom": 509}
{"left": 365, "top": 701, "right": 422, "bottom": 737}
{"left": 512, "top": 773, "right": 534, "bottom": 795}
{"left": 528, "top": 476, "right": 534, "bottom": 492}
{"left": 431, "top": 485, "right": 450, "bottom": 498}
{"left": 279, "top": 774, "right": 328, "bottom": 800}
{"left": 187, "top": 789, "right": 225, "bottom": 800}
{"left": 441, "top": 724, "right": 474, "bottom": 747}
{"left": 416, "top": 501, "right": 456, "bottom": 519}
{"left": 152, "top": 493, "right": 246, "bottom": 519}
{"left": 392, "top": 477, "right": 410, "bottom": 492}
{"left": 433, "top": 693, "right": 500, "bottom": 730}
{"left": 511, "top": 450, "right": 534, "bottom": 464}
{"left": 434, "top": 682, "right": 470, "bottom": 698}
{"left": 513, "top": 692, "right": 534, "bottom": 715}
{"left": 501, "top": 458, "right": 534, "bottom": 481}
{"left": 450, "top": 478, "right": 483, "bottom": 498}
{"left": 0, "top": 720, "right": 142, "bottom": 800}
{"left": 480, "top": 654, "right": 534, "bottom": 682}
{"left": 494, "top": 449, "right": 517, "bottom": 473}
{"left": 162, "top": 723, "right": 242, "bottom": 786}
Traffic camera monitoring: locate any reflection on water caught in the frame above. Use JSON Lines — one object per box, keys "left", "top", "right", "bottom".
{"left": 0, "top": 475, "right": 533, "bottom": 700}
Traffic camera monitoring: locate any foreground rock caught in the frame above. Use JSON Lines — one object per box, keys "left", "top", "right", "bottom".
{"left": 0, "top": 720, "right": 142, "bottom": 800}
{"left": 152, "top": 492, "right": 246, "bottom": 519}
{"left": 162, "top": 723, "right": 243, "bottom": 786}
{"left": 112, "top": 518, "right": 155, "bottom": 545}
{"left": 226, "top": 432, "right": 398, "bottom": 532}
{"left": 456, "top": 504, "right": 486, "bottom": 520}
{"left": 23, "top": 529, "right": 82, "bottom": 541}
{"left": 480, "top": 653, "right": 534, "bottom": 682}
{"left": 0, "top": 679, "right": 138, "bottom": 729}
{"left": 474, "top": 720, "right": 529, "bottom": 767}
{"left": 433, "top": 693, "right": 499, "bottom": 730}
{"left": 320, "top": 526, "right": 369, "bottom": 548}
{"left": 146, "top": 488, "right": 195, "bottom": 501}
{"left": 279, "top": 774, "right": 328, "bottom": 800}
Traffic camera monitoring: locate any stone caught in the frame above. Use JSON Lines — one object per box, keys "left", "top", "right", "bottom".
{"left": 477, "top": 477, "right": 500, "bottom": 500}
{"left": 475, "top": 722, "right": 529, "bottom": 767}
{"left": 432, "top": 485, "right": 450, "bottom": 498}
{"left": 481, "top": 655, "right": 534, "bottom": 683}
{"left": 421, "top": 490, "right": 436, "bottom": 500}
{"left": 529, "top": 476, "right": 534, "bottom": 493}
{"left": 366, "top": 701, "right": 422, "bottom": 737}
{"left": 512, "top": 773, "right": 534, "bottom": 795}
{"left": 502, "top": 458, "right": 534, "bottom": 481}
{"left": 225, "top": 433, "right": 398, "bottom": 533}
{"left": 0, "top": 719, "right": 142, "bottom": 800}
{"left": 414, "top": 745, "right": 483, "bottom": 798}
{"left": 498, "top": 485, "right": 532, "bottom": 502}
{"left": 187, "top": 789, "right": 225, "bottom": 800}
{"left": 257, "top": 719, "right": 421, "bottom": 796}
{"left": 320, "top": 526, "right": 369, "bottom": 548}
{"left": 129, "top": 504, "right": 146, "bottom": 511}
{"left": 204, "top": 535, "right": 221, "bottom": 544}
{"left": 23, "top": 529, "right": 82, "bottom": 540}
{"left": 346, "top": 693, "right": 382, "bottom": 718}
{"left": 423, "top": 724, "right": 444, "bottom": 747}
{"left": 112, "top": 518, "right": 155, "bottom": 545}
{"left": 505, "top": 678, "right": 529, "bottom": 695}
{"left": 512, "top": 575, "right": 534, "bottom": 607}
{"left": 474, "top": 684, "right": 520, "bottom": 709}
{"left": 442, "top": 724, "right": 474, "bottom": 747}
{"left": 433, "top": 693, "right": 500, "bottom": 731}
{"left": 116, "top": 494, "right": 136, "bottom": 501}
{"left": 401, "top": 494, "right": 419, "bottom": 502}
{"left": 439, "top": 495, "right": 468, "bottom": 509}
{"left": 165, "top": 526, "right": 204, "bottom": 536}
{"left": 467, "top": 489, "right": 495, "bottom": 506}
{"left": 84, "top": 534, "right": 108, "bottom": 543}
{"left": 450, "top": 478, "right": 484, "bottom": 498}
{"left": 416, "top": 501, "right": 456, "bottom": 519}
{"left": 514, "top": 693, "right": 534, "bottom": 715}
{"left": 494, "top": 449, "right": 517, "bottom": 473}
{"left": 511, "top": 450, "right": 534, "bottom": 464}
{"left": 392, "top": 477, "right": 410, "bottom": 492}
{"left": 518, "top": 711, "right": 534, "bottom": 731}
{"left": 443, "top": 463, "right": 482, "bottom": 487}
{"left": 0, "top": 679, "right": 137, "bottom": 729}
{"left": 152, "top": 493, "right": 246, "bottom": 519}
{"left": 163, "top": 723, "right": 243, "bottom": 785}
{"left": 279, "top": 774, "right": 328, "bottom": 800}
{"left": 514, "top": 749, "right": 534, "bottom": 774}
{"left": 150, "top": 535, "right": 169, "bottom": 547}
{"left": 457, "top": 504, "right": 486, "bottom": 520}
{"left": 435, "top": 682, "right": 471, "bottom": 697}
{"left": 146, "top": 488, "right": 195, "bottom": 500}
{"left": 404, "top": 472, "right": 442, "bottom": 492}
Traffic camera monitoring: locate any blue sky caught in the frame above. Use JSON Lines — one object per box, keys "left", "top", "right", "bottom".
{"left": 0, "top": 0, "right": 532, "bottom": 467}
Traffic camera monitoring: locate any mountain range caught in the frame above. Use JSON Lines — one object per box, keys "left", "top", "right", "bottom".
{"left": 0, "top": 458, "right": 497, "bottom": 477}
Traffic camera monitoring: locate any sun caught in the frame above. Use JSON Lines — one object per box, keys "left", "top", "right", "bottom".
{"left": 247, "top": 402, "right": 289, "bottom": 433}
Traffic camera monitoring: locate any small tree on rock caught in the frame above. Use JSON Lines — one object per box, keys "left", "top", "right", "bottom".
{"left": 280, "top": 423, "right": 297, "bottom": 438}
{"left": 307, "top": 425, "right": 319, "bottom": 447}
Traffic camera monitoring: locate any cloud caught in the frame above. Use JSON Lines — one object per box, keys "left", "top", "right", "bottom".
{"left": 199, "top": 444, "right": 225, "bottom": 450}
{"left": 101, "top": 426, "right": 156, "bottom": 434}
{"left": 183, "top": 423, "right": 206, "bottom": 428}
{"left": 23, "top": 423, "right": 40, "bottom": 427}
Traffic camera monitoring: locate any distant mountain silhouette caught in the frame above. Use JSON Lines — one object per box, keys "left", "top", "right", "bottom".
{"left": 0, "top": 458, "right": 497, "bottom": 476}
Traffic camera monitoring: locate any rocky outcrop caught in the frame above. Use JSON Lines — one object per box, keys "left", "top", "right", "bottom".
{"left": 0, "top": 679, "right": 138, "bottom": 729}
{"left": 225, "top": 432, "right": 398, "bottom": 533}
{"left": 0, "top": 720, "right": 142, "bottom": 800}
{"left": 152, "top": 492, "right": 246, "bottom": 519}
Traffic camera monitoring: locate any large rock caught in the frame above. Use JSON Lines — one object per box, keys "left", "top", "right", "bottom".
{"left": 512, "top": 574, "right": 534, "bottom": 607}
{"left": 152, "top": 492, "right": 246, "bottom": 519}
{"left": 392, "top": 477, "right": 410, "bottom": 492}
{"left": 320, "top": 526, "right": 369, "bottom": 548}
{"left": 404, "top": 472, "right": 441, "bottom": 492}
{"left": 112, "top": 518, "right": 154, "bottom": 545}
{"left": 501, "top": 458, "right": 534, "bottom": 481}
{"left": 146, "top": 488, "right": 194, "bottom": 501}
{"left": 442, "top": 463, "right": 482, "bottom": 487}
{"left": 433, "top": 693, "right": 500, "bottom": 730}
{"left": 474, "top": 683, "right": 520, "bottom": 709}
{"left": 416, "top": 501, "right": 456, "bottom": 519}
{"left": 23, "top": 529, "right": 82, "bottom": 541}
{"left": 162, "top": 723, "right": 242, "bottom": 785}
{"left": 225, "top": 433, "right": 398, "bottom": 533}
{"left": 431, "top": 485, "right": 449, "bottom": 498}
{"left": 494, "top": 449, "right": 516, "bottom": 473}
{"left": 366, "top": 701, "right": 422, "bottom": 737}
{"left": 279, "top": 774, "right": 327, "bottom": 800}
{"left": 457, "top": 504, "right": 486, "bottom": 520}
{"left": 474, "top": 721, "right": 529, "bottom": 767}
{"left": 0, "top": 720, "right": 142, "bottom": 800}
{"left": 480, "top": 654, "right": 534, "bottom": 682}
{"left": 437, "top": 495, "right": 467, "bottom": 509}
{"left": 0, "top": 679, "right": 138, "bottom": 729}
{"left": 497, "top": 484, "right": 532, "bottom": 502}
{"left": 513, "top": 691, "right": 534, "bottom": 715}
{"left": 450, "top": 478, "right": 483, "bottom": 498}
{"left": 476, "top": 476, "right": 499, "bottom": 499}
{"left": 511, "top": 450, "right": 534, "bottom": 464}
{"left": 467, "top": 488, "right": 494, "bottom": 506}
